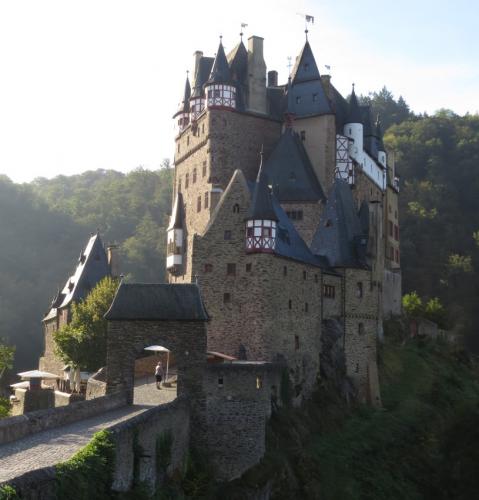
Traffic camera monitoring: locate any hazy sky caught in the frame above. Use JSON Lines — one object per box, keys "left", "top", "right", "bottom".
{"left": 0, "top": 0, "right": 477, "bottom": 183}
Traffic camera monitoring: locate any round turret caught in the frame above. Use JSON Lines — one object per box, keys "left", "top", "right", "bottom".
{"left": 245, "top": 151, "right": 278, "bottom": 253}
{"left": 173, "top": 74, "right": 191, "bottom": 133}
{"left": 344, "top": 84, "right": 363, "bottom": 155}
{"left": 205, "top": 38, "right": 237, "bottom": 110}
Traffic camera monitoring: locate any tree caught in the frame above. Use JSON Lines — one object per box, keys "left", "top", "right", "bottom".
{"left": 0, "top": 339, "right": 15, "bottom": 382}
{"left": 53, "top": 277, "right": 119, "bottom": 372}
{"left": 424, "top": 298, "right": 447, "bottom": 328}
{"left": 402, "top": 292, "right": 423, "bottom": 318}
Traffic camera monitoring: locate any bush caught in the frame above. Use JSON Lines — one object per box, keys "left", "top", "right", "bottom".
{"left": 56, "top": 430, "right": 115, "bottom": 500}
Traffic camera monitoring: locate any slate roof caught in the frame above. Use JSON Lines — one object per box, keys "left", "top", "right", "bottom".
{"left": 227, "top": 41, "right": 248, "bottom": 85}
{"left": 104, "top": 283, "right": 208, "bottom": 321}
{"left": 311, "top": 179, "right": 368, "bottom": 268}
{"left": 347, "top": 87, "right": 363, "bottom": 124}
{"left": 167, "top": 192, "right": 185, "bottom": 230}
{"left": 264, "top": 128, "right": 325, "bottom": 203}
{"left": 44, "top": 233, "right": 110, "bottom": 321}
{"left": 289, "top": 41, "right": 332, "bottom": 117}
{"left": 191, "top": 57, "right": 214, "bottom": 98}
{"left": 330, "top": 85, "right": 349, "bottom": 133}
{"left": 207, "top": 40, "right": 232, "bottom": 85}
{"left": 173, "top": 76, "right": 191, "bottom": 118}
{"left": 247, "top": 155, "right": 278, "bottom": 221}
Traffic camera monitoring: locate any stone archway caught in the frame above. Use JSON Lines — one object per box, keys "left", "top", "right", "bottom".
{"left": 104, "top": 283, "right": 208, "bottom": 432}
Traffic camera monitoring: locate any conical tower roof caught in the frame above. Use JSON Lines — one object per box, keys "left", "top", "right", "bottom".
{"left": 167, "top": 192, "right": 185, "bottom": 230}
{"left": 207, "top": 39, "right": 232, "bottom": 84}
{"left": 191, "top": 57, "right": 214, "bottom": 98}
{"left": 375, "top": 116, "right": 385, "bottom": 151}
{"left": 173, "top": 75, "right": 191, "bottom": 118}
{"left": 290, "top": 41, "right": 320, "bottom": 84}
{"left": 247, "top": 152, "right": 278, "bottom": 221}
{"left": 347, "top": 86, "right": 363, "bottom": 124}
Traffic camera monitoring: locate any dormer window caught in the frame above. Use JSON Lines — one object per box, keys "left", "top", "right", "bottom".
{"left": 312, "top": 93, "right": 318, "bottom": 102}
{"left": 296, "top": 96, "right": 301, "bottom": 104}
{"left": 304, "top": 63, "right": 310, "bottom": 71}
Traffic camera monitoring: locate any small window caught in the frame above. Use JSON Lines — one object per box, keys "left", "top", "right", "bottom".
{"left": 204, "top": 263, "right": 213, "bottom": 273}
{"left": 197, "top": 196, "right": 201, "bottom": 212}
{"left": 356, "top": 282, "right": 363, "bottom": 298}
{"left": 303, "top": 270, "right": 307, "bottom": 280}
{"left": 312, "top": 93, "right": 318, "bottom": 102}
{"left": 202, "top": 162, "right": 207, "bottom": 177}
{"left": 296, "top": 96, "right": 301, "bottom": 104}
{"left": 223, "top": 293, "right": 231, "bottom": 304}
{"left": 256, "top": 377, "right": 262, "bottom": 389}
{"left": 185, "top": 173, "right": 189, "bottom": 188}
{"left": 187, "top": 135, "right": 190, "bottom": 146}
{"left": 177, "top": 143, "right": 180, "bottom": 153}
{"left": 295, "top": 335, "right": 300, "bottom": 350}
{"left": 193, "top": 168, "right": 197, "bottom": 183}
{"left": 389, "top": 220, "right": 393, "bottom": 237}
{"left": 218, "top": 376, "right": 224, "bottom": 387}
{"left": 246, "top": 263, "right": 252, "bottom": 272}
{"left": 227, "top": 263, "right": 236, "bottom": 276}
{"left": 300, "top": 130, "right": 306, "bottom": 141}
{"left": 202, "top": 123, "right": 205, "bottom": 134}
{"left": 288, "top": 299, "right": 292, "bottom": 310}
{"left": 283, "top": 266, "right": 287, "bottom": 276}
{"left": 323, "top": 284, "right": 335, "bottom": 298}
{"left": 314, "top": 274, "right": 318, "bottom": 283}
{"left": 233, "top": 203, "right": 240, "bottom": 213}
{"left": 224, "top": 230, "right": 232, "bottom": 240}
{"left": 305, "top": 302, "right": 309, "bottom": 313}
{"left": 204, "top": 192, "right": 209, "bottom": 209}
{"left": 358, "top": 323, "right": 365, "bottom": 335}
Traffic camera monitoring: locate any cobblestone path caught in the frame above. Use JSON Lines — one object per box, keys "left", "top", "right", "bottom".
{"left": 0, "top": 381, "right": 176, "bottom": 483}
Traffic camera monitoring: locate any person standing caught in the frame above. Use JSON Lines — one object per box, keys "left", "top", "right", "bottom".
{"left": 155, "top": 361, "right": 163, "bottom": 390}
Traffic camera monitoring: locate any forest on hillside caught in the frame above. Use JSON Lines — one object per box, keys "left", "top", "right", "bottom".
{"left": 0, "top": 88, "right": 478, "bottom": 377}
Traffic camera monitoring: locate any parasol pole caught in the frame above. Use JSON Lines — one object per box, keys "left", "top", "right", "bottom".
{"left": 166, "top": 351, "right": 170, "bottom": 382}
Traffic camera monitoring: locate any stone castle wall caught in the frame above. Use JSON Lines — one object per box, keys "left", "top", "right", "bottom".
{"left": 39, "top": 315, "right": 68, "bottom": 379}
{"left": 204, "top": 362, "right": 281, "bottom": 481}
{"left": 280, "top": 201, "right": 324, "bottom": 246}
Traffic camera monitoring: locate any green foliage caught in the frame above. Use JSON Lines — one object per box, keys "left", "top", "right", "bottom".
{"left": 424, "top": 297, "right": 447, "bottom": 327}
{"left": 402, "top": 291, "right": 423, "bottom": 317}
{"left": 0, "top": 485, "right": 18, "bottom": 500}
{"left": 225, "top": 335, "right": 479, "bottom": 500}
{"left": 447, "top": 254, "right": 473, "bottom": 274}
{"left": 0, "top": 397, "right": 11, "bottom": 419}
{"left": 53, "top": 277, "right": 119, "bottom": 371}
{"left": 0, "top": 339, "right": 15, "bottom": 381}
{"left": 56, "top": 430, "right": 115, "bottom": 500}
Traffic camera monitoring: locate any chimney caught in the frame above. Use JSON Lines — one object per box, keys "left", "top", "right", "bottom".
{"left": 247, "top": 36, "right": 267, "bottom": 114}
{"left": 320, "top": 74, "right": 333, "bottom": 100}
{"left": 107, "top": 244, "right": 120, "bottom": 278}
{"left": 267, "top": 70, "right": 278, "bottom": 87}
{"left": 193, "top": 51, "right": 203, "bottom": 84}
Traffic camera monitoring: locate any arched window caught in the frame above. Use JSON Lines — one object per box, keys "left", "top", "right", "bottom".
{"left": 233, "top": 203, "right": 240, "bottom": 213}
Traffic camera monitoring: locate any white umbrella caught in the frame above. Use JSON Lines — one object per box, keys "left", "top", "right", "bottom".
{"left": 144, "top": 345, "right": 170, "bottom": 382}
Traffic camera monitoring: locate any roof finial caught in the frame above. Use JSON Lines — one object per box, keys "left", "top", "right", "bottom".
{"left": 240, "top": 22, "right": 248, "bottom": 41}
{"left": 219, "top": 34, "right": 223, "bottom": 43}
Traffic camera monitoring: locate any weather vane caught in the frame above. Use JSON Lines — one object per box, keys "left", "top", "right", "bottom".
{"left": 240, "top": 22, "right": 248, "bottom": 41}
{"left": 297, "top": 13, "right": 315, "bottom": 40}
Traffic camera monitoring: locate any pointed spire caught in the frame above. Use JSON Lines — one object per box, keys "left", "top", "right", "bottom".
{"left": 247, "top": 148, "right": 278, "bottom": 221}
{"left": 347, "top": 84, "right": 363, "bottom": 124}
{"left": 174, "top": 73, "right": 191, "bottom": 118}
{"left": 375, "top": 115, "right": 385, "bottom": 151}
{"left": 167, "top": 192, "right": 185, "bottom": 230}
{"left": 207, "top": 36, "right": 231, "bottom": 84}
{"left": 290, "top": 40, "right": 320, "bottom": 84}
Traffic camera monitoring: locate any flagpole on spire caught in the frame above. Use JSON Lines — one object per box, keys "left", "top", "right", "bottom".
{"left": 297, "top": 13, "right": 315, "bottom": 41}
{"left": 240, "top": 22, "right": 248, "bottom": 41}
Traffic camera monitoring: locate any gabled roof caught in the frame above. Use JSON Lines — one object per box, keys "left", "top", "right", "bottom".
{"left": 44, "top": 233, "right": 110, "bottom": 321}
{"left": 173, "top": 76, "right": 191, "bottom": 118}
{"left": 310, "top": 179, "right": 368, "bottom": 268}
{"left": 247, "top": 156, "right": 278, "bottom": 221}
{"left": 290, "top": 41, "right": 320, "bottom": 84}
{"left": 191, "top": 57, "right": 214, "bottom": 99}
{"left": 264, "top": 128, "right": 325, "bottom": 203}
{"left": 346, "top": 87, "right": 363, "bottom": 124}
{"left": 167, "top": 192, "right": 185, "bottom": 231}
{"left": 105, "top": 283, "right": 208, "bottom": 321}
{"left": 207, "top": 40, "right": 232, "bottom": 85}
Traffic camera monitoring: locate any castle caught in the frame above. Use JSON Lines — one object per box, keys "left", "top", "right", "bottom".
{"left": 166, "top": 33, "right": 401, "bottom": 404}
